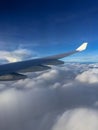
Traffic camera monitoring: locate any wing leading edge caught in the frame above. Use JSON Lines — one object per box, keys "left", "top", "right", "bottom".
{"left": 0, "top": 42, "right": 88, "bottom": 81}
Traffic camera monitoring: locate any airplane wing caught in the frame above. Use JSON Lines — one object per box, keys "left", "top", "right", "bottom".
{"left": 0, "top": 42, "right": 88, "bottom": 81}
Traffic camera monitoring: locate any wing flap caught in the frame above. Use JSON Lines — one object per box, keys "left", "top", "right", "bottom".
{"left": 44, "top": 60, "right": 64, "bottom": 65}
{"left": 18, "top": 65, "right": 51, "bottom": 73}
{"left": 0, "top": 73, "right": 27, "bottom": 81}
{"left": 18, "top": 60, "right": 64, "bottom": 73}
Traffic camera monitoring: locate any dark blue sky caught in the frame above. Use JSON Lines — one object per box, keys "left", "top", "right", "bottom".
{"left": 0, "top": 0, "right": 98, "bottom": 61}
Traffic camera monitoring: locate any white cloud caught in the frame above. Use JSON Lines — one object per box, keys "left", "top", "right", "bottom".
{"left": 0, "top": 63, "right": 98, "bottom": 130}
{"left": 0, "top": 49, "right": 38, "bottom": 63}
{"left": 76, "top": 69, "right": 98, "bottom": 84}
{"left": 52, "top": 108, "right": 98, "bottom": 130}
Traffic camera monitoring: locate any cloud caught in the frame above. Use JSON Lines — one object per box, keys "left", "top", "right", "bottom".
{"left": 0, "top": 48, "right": 38, "bottom": 63}
{"left": 76, "top": 69, "right": 98, "bottom": 84}
{"left": 52, "top": 108, "right": 98, "bottom": 130}
{"left": 0, "top": 63, "right": 98, "bottom": 130}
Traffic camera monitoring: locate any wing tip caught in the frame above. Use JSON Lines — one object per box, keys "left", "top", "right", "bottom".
{"left": 76, "top": 42, "right": 88, "bottom": 52}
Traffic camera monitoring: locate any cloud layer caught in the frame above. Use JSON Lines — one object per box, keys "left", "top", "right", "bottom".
{"left": 0, "top": 63, "right": 98, "bottom": 130}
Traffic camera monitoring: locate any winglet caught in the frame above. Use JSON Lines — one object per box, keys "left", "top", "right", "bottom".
{"left": 76, "top": 42, "right": 88, "bottom": 52}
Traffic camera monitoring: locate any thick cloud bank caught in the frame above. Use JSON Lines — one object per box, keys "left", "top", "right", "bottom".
{"left": 0, "top": 63, "right": 98, "bottom": 130}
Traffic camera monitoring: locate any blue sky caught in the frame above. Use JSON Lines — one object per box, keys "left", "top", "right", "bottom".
{"left": 0, "top": 0, "right": 98, "bottom": 62}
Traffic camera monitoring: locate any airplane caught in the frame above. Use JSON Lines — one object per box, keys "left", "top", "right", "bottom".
{"left": 0, "top": 42, "right": 88, "bottom": 81}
